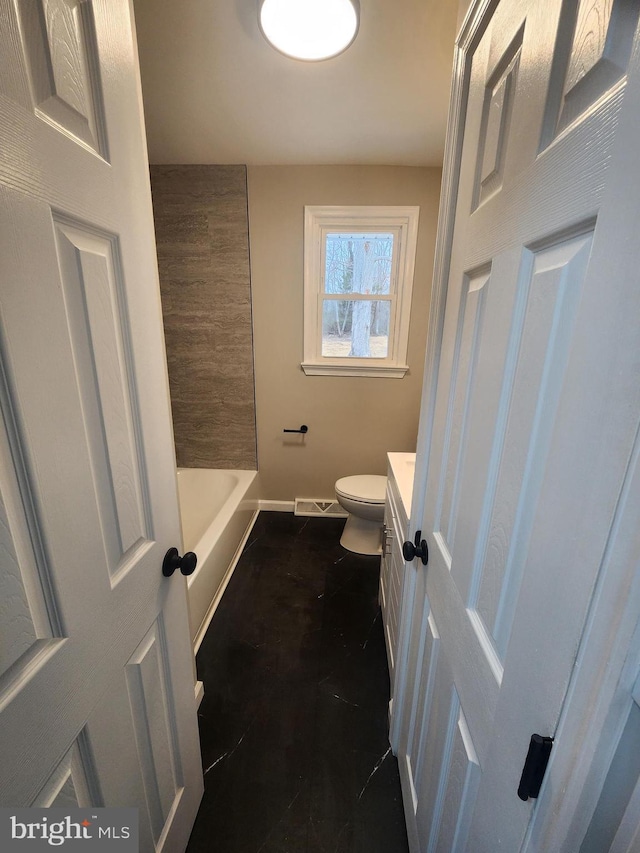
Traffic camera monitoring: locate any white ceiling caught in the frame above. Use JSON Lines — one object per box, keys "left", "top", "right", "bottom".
{"left": 132, "top": 0, "right": 460, "bottom": 167}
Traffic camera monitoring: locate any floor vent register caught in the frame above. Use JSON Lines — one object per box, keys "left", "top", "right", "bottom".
{"left": 294, "top": 499, "right": 348, "bottom": 518}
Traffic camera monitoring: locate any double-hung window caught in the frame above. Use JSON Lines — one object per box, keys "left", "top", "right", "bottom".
{"left": 302, "top": 206, "right": 420, "bottom": 377}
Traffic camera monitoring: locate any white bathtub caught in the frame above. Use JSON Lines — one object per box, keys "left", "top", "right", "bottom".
{"left": 177, "top": 468, "right": 259, "bottom": 650}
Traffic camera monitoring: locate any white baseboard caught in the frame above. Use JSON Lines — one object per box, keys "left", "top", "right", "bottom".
{"left": 259, "top": 500, "right": 295, "bottom": 512}
{"left": 258, "top": 500, "right": 346, "bottom": 515}
{"left": 195, "top": 680, "right": 204, "bottom": 709}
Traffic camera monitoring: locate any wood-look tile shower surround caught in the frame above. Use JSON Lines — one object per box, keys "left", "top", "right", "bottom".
{"left": 150, "top": 165, "right": 257, "bottom": 469}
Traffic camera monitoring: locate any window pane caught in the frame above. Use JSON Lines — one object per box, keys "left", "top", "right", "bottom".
{"left": 322, "top": 300, "right": 390, "bottom": 358}
{"left": 324, "top": 233, "right": 393, "bottom": 296}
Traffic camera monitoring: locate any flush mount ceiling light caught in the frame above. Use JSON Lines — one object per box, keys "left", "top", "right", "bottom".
{"left": 259, "top": 0, "right": 360, "bottom": 61}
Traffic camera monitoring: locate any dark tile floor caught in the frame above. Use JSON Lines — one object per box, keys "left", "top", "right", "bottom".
{"left": 187, "top": 512, "right": 409, "bottom": 853}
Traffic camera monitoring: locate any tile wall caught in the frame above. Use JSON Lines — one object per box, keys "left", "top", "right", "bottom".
{"left": 150, "top": 165, "right": 257, "bottom": 469}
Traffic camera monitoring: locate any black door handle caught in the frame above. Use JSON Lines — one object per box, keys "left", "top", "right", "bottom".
{"left": 402, "top": 530, "right": 428, "bottom": 565}
{"left": 162, "top": 547, "right": 197, "bottom": 577}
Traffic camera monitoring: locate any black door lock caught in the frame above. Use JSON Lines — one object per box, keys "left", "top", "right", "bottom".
{"left": 518, "top": 734, "right": 553, "bottom": 800}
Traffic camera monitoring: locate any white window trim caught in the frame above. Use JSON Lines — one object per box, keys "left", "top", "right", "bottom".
{"left": 302, "top": 205, "right": 420, "bottom": 378}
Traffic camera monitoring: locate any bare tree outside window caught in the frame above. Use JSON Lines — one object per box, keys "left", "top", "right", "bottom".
{"left": 322, "top": 233, "right": 393, "bottom": 358}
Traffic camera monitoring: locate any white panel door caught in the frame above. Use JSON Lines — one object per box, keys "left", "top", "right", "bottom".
{"left": 395, "top": 0, "right": 640, "bottom": 850}
{"left": 0, "top": 1, "right": 203, "bottom": 849}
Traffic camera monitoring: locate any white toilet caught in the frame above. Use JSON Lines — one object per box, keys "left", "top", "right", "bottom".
{"left": 335, "top": 474, "right": 387, "bottom": 555}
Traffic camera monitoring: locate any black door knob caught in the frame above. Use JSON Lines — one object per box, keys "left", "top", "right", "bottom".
{"left": 162, "top": 547, "right": 198, "bottom": 577}
{"left": 402, "top": 530, "right": 428, "bottom": 565}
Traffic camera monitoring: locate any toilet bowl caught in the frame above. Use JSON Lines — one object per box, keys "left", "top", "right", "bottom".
{"left": 335, "top": 475, "right": 387, "bottom": 555}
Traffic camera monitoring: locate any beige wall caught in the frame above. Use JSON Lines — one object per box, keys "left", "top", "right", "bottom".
{"left": 150, "top": 165, "right": 257, "bottom": 469}
{"left": 248, "top": 166, "right": 441, "bottom": 501}
{"left": 457, "top": 0, "right": 474, "bottom": 32}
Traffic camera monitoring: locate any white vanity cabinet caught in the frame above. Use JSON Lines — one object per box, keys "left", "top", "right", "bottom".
{"left": 380, "top": 453, "right": 414, "bottom": 693}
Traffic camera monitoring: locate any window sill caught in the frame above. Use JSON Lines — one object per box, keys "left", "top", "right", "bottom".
{"left": 301, "top": 362, "right": 409, "bottom": 378}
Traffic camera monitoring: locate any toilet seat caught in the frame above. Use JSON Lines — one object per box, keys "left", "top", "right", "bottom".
{"left": 335, "top": 475, "right": 386, "bottom": 504}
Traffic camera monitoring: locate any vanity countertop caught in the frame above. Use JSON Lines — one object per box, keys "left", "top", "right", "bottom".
{"left": 387, "top": 452, "right": 416, "bottom": 519}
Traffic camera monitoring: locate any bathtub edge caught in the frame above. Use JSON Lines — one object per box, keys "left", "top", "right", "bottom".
{"left": 192, "top": 507, "right": 260, "bottom": 654}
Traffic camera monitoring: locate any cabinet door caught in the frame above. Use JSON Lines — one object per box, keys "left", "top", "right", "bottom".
{"left": 381, "top": 482, "right": 407, "bottom": 691}
{"left": 386, "top": 536, "right": 404, "bottom": 686}
{"left": 380, "top": 497, "right": 393, "bottom": 618}
{"left": 380, "top": 495, "right": 395, "bottom": 674}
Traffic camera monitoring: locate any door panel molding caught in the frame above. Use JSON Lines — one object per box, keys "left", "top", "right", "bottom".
{"left": 125, "top": 617, "right": 183, "bottom": 844}
{"left": 541, "top": 0, "right": 639, "bottom": 145}
{"left": 53, "top": 214, "right": 153, "bottom": 577}
{"left": 32, "top": 731, "right": 102, "bottom": 808}
{"left": 16, "top": 0, "right": 109, "bottom": 157}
